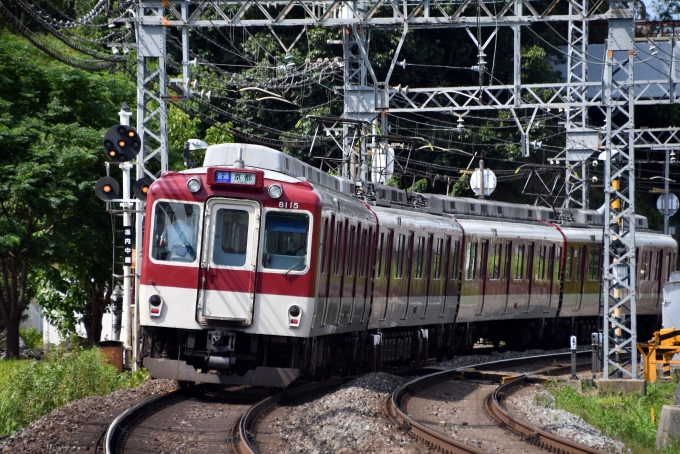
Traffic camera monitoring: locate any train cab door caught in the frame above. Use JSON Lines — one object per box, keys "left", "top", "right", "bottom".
{"left": 198, "top": 198, "right": 260, "bottom": 324}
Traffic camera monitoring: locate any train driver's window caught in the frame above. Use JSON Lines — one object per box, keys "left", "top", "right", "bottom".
{"left": 587, "top": 248, "right": 600, "bottom": 280}
{"left": 213, "top": 208, "right": 249, "bottom": 266}
{"left": 152, "top": 201, "right": 201, "bottom": 263}
{"left": 490, "top": 243, "right": 501, "bottom": 280}
{"left": 465, "top": 242, "right": 477, "bottom": 280}
{"left": 262, "top": 212, "right": 310, "bottom": 272}
{"left": 512, "top": 244, "right": 525, "bottom": 280}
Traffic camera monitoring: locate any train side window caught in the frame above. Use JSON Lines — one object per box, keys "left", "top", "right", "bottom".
{"left": 358, "top": 229, "right": 367, "bottom": 278}
{"left": 333, "top": 221, "right": 342, "bottom": 275}
{"left": 554, "top": 246, "right": 562, "bottom": 281}
{"left": 465, "top": 241, "right": 478, "bottom": 280}
{"left": 667, "top": 252, "right": 672, "bottom": 281}
{"left": 451, "top": 240, "right": 461, "bottom": 278}
{"left": 574, "top": 247, "right": 584, "bottom": 281}
{"left": 655, "top": 251, "right": 663, "bottom": 282}
{"left": 346, "top": 225, "right": 356, "bottom": 277}
{"left": 587, "top": 248, "right": 600, "bottom": 280}
{"left": 385, "top": 231, "right": 394, "bottom": 279}
{"left": 490, "top": 243, "right": 501, "bottom": 280}
{"left": 262, "top": 212, "right": 310, "bottom": 271}
{"left": 376, "top": 233, "right": 384, "bottom": 278}
{"left": 565, "top": 247, "right": 573, "bottom": 281}
{"left": 320, "top": 219, "right": 328, "bottom": 274}
{"left": 536, "top": 246, "right": 546, "bottom": 281}
{"left": 526, "top": 243, "right": 534, "bottom": 280}
{"left": 395, "top": 234, "right": 406, "bottom": 279}
{"left": 433, "top": 238, "right": 443, "bottom": 279}
{"left": 415, "top": 237, "right": 425, "bottom": 279}
{"left": 503, "top": 243, "right": 512, "bottom": 279}
{"left": 641, "top": 250, "right": 652, "bottom": 280}
{"left": 513, "top": 244, "right": 525, "bottom": 280}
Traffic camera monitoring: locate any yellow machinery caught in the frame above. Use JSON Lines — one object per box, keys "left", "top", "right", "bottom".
{"left": 638, "top": 328, "right": 680, "bottom": 383}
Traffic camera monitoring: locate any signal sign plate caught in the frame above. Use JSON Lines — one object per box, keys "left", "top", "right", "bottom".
{"left": 657, "top": 193, "right": 679, "bottom": 217}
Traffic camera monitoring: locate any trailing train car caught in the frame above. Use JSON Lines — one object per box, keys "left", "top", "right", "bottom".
{"left": 139, "top": 143, "right": 677, "bottom": 387}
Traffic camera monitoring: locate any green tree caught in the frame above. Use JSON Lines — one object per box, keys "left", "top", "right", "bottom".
{"left": 0, "top": 33, "right": 133, "bottom": 356}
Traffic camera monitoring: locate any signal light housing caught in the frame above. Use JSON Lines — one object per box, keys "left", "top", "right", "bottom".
{"left": 94, "top": 176, "right": 120, "bottom": 201}
{"left": 103, "top": 125, "right": 141, "bottom": 162}
{"left": 133, "top": 177, "right": 154, "bottom": 201}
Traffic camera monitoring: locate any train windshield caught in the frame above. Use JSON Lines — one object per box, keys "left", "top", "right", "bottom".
{"left": 262, "top": 212, "right": 309, "bottom": 272}
{"left": 151, "top": 202, "right": 201, "bottom": 263}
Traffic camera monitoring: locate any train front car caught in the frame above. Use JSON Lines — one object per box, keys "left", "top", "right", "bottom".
{"left": 139, "top": 144, "right": 324, "bottom": 387}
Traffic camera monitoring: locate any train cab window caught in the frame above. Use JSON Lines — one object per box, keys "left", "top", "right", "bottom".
{"left": 347, "top": 226, "right": 356, "bottom": 277}
{"left": 587, "top": 248, "right": 600, "bottom": 280}
{"left": 513, "top": 244, "right": 525, "bottom": 280}
{"left": 152, "top": 202, "right": 201, "bottom": 263}
{"left": 213, "top": 209, "right": 249, "bottom": 267}
{"left": 395, "top": 234, "right": 406, "bottom": 279}
{"left": 451, "top": 240, "right": 461, "bottom": 279}
{"left": 565, "top": 247, "right": 573, "bottom": 281}
{"left": 433, "top": 238, "right": 443, "bottom": 279}
{"left": 262, "top": 212, "right": 310, "bottom": 272}
{"left": 490, "top": 243, "right": 502, "bottom": 280}
{"left": 465, "top": 242, "right": 478, "bottom": 280}
{"left": 415, "top": 237, "right": 425, "bottom": 279}
{"left": 641, "top": 250, "right": 652, "bottom": 280}
{"left": 376, "top": 233, "right": 384, "bottom": 278}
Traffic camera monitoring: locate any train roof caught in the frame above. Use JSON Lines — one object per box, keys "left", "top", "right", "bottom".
{"left": 456, "top": 218, "right": 563, "bottom": 241}
{"left": 201, "top": 143, "right": 653, "bottom": 232}
{"left": 371, "top": 206, "right": 463, "bottom": 234}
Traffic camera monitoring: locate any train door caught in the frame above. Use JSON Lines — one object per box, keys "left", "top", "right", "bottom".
{"left": 199, "top": 198, "right": 260, "bottom": 323}
{"left": 325, "top": 219, "right": 346, "bottom": 325}
{"left": 475, "top": 239, "right": 489, "bottom": 316}
{"left": 319, "top": 215, "right": 335, "bottom": 325}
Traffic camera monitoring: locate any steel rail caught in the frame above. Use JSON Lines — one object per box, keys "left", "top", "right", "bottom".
{"left": 104, "top": 388, "right": 191, "bottom": 454}
{"left": 486, "top": 375, "right": 604, "bottom": 454}
{"left": 387, "top": 351, "right": 597, "bottom": 454}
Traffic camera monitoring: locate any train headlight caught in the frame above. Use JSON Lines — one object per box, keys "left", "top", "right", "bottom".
{"left": 187, "top": 178, "right": 202, "bottom": 193}
{"left": 288, "top": 305, "right": 301, "bottom": 328}
{"left": 149, "top": 294, "right": 163, "bottom": 318}
{"left": 268, "top": 184, "right": 283, "bottom": 199}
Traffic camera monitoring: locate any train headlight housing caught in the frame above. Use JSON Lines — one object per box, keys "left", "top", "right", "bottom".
{"left": 268, "top": 184, "right": 283, "bottom": 199}
{"left": 288, "top": 305, "right": 301, "bottom": 328}
{"left": 149, "top": 294, "right": 163, "bottom": 317}
{"left": 187, "top": 178, "right": 202, "bottom": 193}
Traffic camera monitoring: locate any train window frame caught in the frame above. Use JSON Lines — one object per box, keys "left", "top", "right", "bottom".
{"left": 451, "top": 240, "right": 461, "bottom": 278}
{"left": 655, "top": 251, "right": 662, "bottom": 282}
{"left": 415, "top": 236, "right": 425, "bottom": 279}
{"left": 320, "top": 218, "right": 328, "bottom": 275}
{"left": 395, "top": 234, "right": 406, "bottom": 279}
{"left": 525, "top": 243, "right": 534, "bottom": 281}
{"left": 149, "top": 199, "right": 203, "bottom": 267}
{"left": 465, "top": 241, "right": 478, "bottom": 280}
{"left": 433, "top": 237, "right": 443, "bottom": 280}
{"left": 513, "top": 244, "right": 525, "bottom": 280}
{"left": 259, "top": 208, "right": 314, "bottom": 275}
{"left": 641, "top": 250, "right": 652, "bottom": 281}
{"left": 333, "top": 221, "right": 343, "bottom": 276}
{"left": 358, "top": 228, "right": 368, "bottom": 278}
{"left": 346, "top": 225, "right": 356, "bottom": 277}
{"left": 503, "top": 242, "right": 512, "bottom": 280}
{"left": 376, "top": 232, "right": 384, "bottom": 279}
{"left": 574, "top": 247, "right": 584, "bottom": 281}
{"left": 587, "top": 248, "right": 601, "bottom": 281}
{"left": 490, "top": 243, "right": 502, "bottom": 280}
{"left": 536, "top": 245, "right": 546, "bottom": 281}
{"left": 565, "top": 247, "right": 573, "bottom": 281}
{"left": 554, "top": 246, "right": 562, "bottom": 282}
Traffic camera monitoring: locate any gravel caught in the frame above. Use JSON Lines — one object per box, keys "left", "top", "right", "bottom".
{"left": 508, "top": 386, "right": 629, "bottom": 454}
{"left": 0, "top": 379, "right": 177, "bottom": 453}
{"left": 272, "top": 372, "right": 431, "bottom": 454}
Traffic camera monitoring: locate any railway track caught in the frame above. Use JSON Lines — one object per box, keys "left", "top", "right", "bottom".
{"left": 387, "top": 351, "right": 602, "bottom": 454}
{"left": 104, "top": 351, "right": 602, "bottom": 454}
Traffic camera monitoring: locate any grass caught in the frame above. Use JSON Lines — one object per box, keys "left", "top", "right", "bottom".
{"left": 0, "top": 344, "right": 149, "bottom": 434}
{"left": 544, "top": 378, "right": 680, "bottom": 454}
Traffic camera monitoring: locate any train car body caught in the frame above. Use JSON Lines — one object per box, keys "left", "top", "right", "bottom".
{"left": 139, "top": 143, "right": 677, "bottom": 387}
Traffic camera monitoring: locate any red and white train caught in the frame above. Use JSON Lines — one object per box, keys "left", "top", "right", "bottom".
{"left": 139, "top": 143, "right": 677, "bottom": 387}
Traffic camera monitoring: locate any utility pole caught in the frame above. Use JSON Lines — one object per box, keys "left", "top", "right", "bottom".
{"left": 665, "top": 148, "right": 670, "bottom": 235}
{"left": 118, "top": 104, "right": 134, "bottom": 366}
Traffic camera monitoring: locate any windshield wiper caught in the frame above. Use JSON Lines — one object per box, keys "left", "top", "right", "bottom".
{"left": 283, "top": 255, "right": 306, "bottom": 276}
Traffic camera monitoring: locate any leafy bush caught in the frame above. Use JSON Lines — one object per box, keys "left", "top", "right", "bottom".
{"left": 19, "top": 328, "right": 42, "bottom": 349}
{"left": 0, "top": 345, "right": 148, "bottom": 434}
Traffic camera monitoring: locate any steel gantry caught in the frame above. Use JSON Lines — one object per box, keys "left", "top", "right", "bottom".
{"left": 122, "top": 0, "right": 680, "bottom": 378}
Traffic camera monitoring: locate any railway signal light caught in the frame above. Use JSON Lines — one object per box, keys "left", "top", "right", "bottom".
{"left": 133, "top": 177, "right": 154, "bottom": 201}
{"left": 94, "top": 176, "right": 120, "bottom": 201}
{"left": 103, "top": 125, "right": 141, "bottom": 162}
